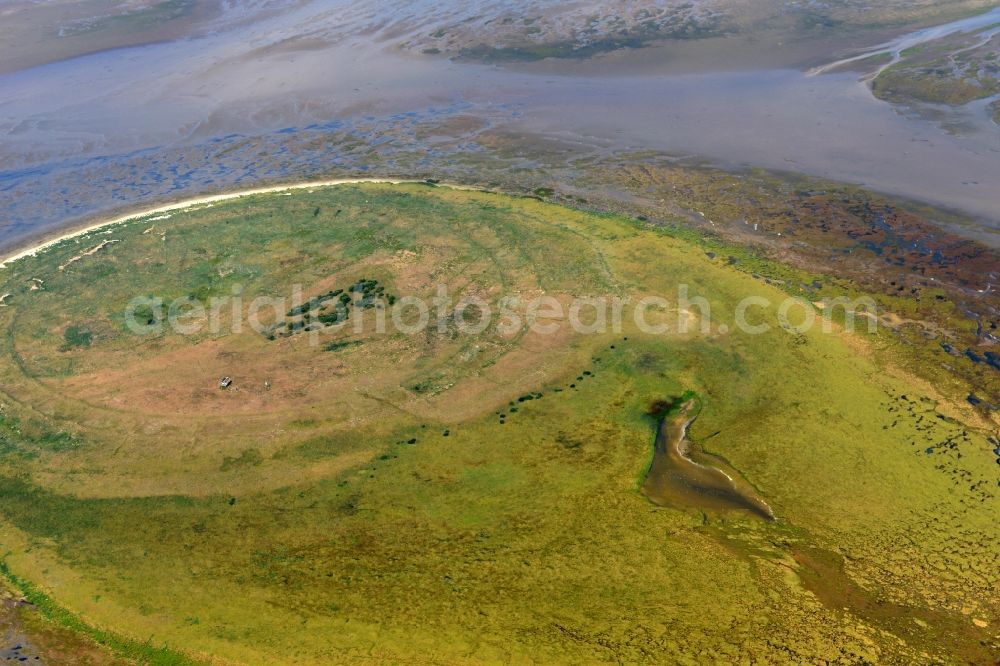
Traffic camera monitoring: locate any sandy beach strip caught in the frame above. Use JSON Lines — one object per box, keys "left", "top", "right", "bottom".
{"left": 0, "top": 178, "right": 481, "bottom": 270}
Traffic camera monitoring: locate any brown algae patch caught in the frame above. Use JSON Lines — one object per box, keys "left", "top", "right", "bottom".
{"left": 642, "top": 393, "right": 775, "bottom": 521}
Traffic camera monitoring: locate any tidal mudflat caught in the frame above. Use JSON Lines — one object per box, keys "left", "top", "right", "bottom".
{"left": 2, "top": 2, "right": 1000, "bottom": 254}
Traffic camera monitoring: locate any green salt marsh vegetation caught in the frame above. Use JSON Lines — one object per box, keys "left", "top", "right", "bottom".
{"left": 0, "top": 184, "right": 996, "bottom": 662}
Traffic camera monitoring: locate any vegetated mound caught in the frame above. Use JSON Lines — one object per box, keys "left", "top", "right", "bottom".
{"left": 0, "top": 184, "right": 996, "bottom": 663}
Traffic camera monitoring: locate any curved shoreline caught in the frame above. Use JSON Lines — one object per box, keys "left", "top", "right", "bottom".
{"left": 0, "top": 178, "right": 482, "bottom": 270}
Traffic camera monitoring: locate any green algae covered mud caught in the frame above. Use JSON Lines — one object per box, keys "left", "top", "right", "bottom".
{"left": 0, "top": 183, "right": 997, "bottom": 662}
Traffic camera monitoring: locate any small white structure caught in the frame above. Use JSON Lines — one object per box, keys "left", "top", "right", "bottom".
{"left": 219, "top": 376, "right": 233, "bottom": 389}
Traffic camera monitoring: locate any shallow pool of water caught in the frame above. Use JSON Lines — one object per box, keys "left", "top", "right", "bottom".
{"left": 641, "top": 398, "right": 775, "bottom": 521}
